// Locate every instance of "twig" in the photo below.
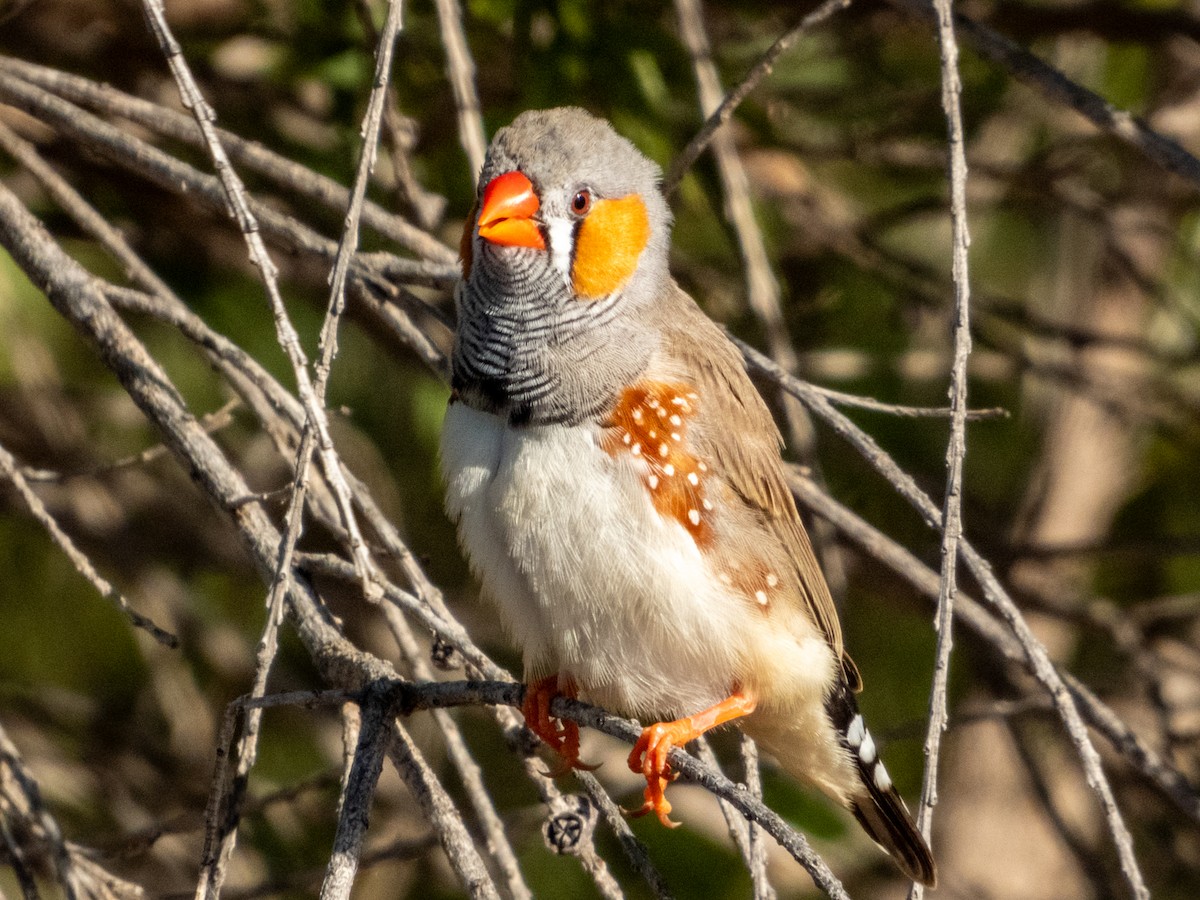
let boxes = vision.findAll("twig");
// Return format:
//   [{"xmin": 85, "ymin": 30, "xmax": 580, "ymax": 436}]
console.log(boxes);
[
  {"xmin": 0, "ymin": 438, "xmax": 178, "ymax": 647},
  {"xmin": 0, "ymin": 55, "xmax": 456, "ymax": 264},
  {"xmin": 139, "ymin": 0, "xmax": 377, "ymax": 605},
  {"xmin": 382, "ymin": 608, "xmax": 533, "ymax": 900},
  {"xmin": 807, "ymin": 383, "xmax": 1007, "ymax": 420},
  {"xmin": 909, "ymin": 0, "xmax": 973, "ymax": 893},
  {"xmin": 319, "ymin": 684, "xmax": 395, "ymax": 900},
  {"xmin": 666, "ymin": 0, "xmax": 853, "ymax": 193},
  {"xmin": 740, "ymin": 736, "xmax": 776, "ymax": 900},
  {"xmin": 0, "ymin": 720, "xmax": 78, "ymax": 899},
  {"xmin": 887, "ymin": 0, "xmax": 1200, "ymax": 190},
  {"xmin": 431, "ymin": 0, "xmax": 487, "ymax": 180},
  {"xmin": 386, "ymin": 723, "xmax": 501, "ymax": 900}
]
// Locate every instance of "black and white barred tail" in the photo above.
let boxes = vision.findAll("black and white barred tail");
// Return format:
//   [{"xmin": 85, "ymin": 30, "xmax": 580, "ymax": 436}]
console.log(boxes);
[{"xmin": 826, "ymin": 680, "xmax": 938, "ymax": 886}]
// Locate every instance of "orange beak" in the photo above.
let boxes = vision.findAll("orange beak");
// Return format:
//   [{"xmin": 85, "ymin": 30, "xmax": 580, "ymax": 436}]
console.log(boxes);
[{"xmin": 476, "ymin": 171, "xmax": 545, "ymax": 249}]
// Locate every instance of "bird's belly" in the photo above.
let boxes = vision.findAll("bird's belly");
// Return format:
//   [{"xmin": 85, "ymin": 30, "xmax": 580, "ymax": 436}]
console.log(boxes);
[{"xmin": 440, "ymin": 403, "xmax": 745, "ymax": 720}]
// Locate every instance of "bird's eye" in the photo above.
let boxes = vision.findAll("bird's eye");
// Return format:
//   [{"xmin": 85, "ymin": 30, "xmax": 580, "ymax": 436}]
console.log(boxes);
[{"xmin": 571, "ymin": 189, "xmax": 592, "ymax": 216}]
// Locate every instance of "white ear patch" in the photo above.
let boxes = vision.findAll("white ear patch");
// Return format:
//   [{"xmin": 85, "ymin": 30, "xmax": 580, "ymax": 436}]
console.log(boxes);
[{"xmin": 546, "ymin": 217, "xmax": 575, "ymax": 286}]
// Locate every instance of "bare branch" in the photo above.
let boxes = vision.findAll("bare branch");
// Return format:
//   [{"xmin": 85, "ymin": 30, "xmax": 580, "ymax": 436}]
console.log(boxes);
[
  {"xmin": 910, "ymin": 0, "xmax": 973, "ymax": 891},
  {"xmin": 666, "ymin": 0, "xmax": 852, "ymax": 193},
  {"xmin": 0, "ymin": 438, "xmax": 178, "ymax": 647},
  {"xmin": 888, "ymin": 0, "xmax": 1200, "ymax": 190},
  {"xmin": 319, "ymin": 685, "xmax": 395, "ymax": 900},
  {"xmin": 432, "ymin": 0, "xmax": 487, "ymax": 180}
]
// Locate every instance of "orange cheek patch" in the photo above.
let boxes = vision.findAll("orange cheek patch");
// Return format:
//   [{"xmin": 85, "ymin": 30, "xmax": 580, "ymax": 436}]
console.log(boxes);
[
  {"xmin": 571, "ymin": 195, "xmax": 651, "ymax": 300},
  {"xmin": 601, "ymin": 381, "xmax": 711, "ymax": 546}
]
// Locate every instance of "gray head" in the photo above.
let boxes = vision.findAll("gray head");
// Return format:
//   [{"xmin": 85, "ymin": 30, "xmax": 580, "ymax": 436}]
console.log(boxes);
[{"xmin": 453, "ymin": 107, "xmax": 673, "ymax": 426}]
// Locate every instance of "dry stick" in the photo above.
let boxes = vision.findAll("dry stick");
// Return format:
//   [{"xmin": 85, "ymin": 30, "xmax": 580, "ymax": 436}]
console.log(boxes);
[
  {"xmin": 432, "ymin": 0, "xmax": 487, "ymax": 180},
  {"xmin": 0, "ymin": 56, "xmax": 456, "ymax": 265},
  {"xmin": 695, "ymin": 738, "xmax": 753, "ymax": 859},
  {"xmin": 139, "ymin": 0, "xmax": 377, "ymax": 597},
  {"xmin": 0, "ymin": 185, "xmax": 505, "ymax": 900},
  {"xmin": 352, "ymin": 0, "xmax": 448, "ymax": 230},
  {"xmin": 887, "ymin": 0, "xmax": 1200, "ymax": 190},
  {"xmin": 0, "ymin": 438, "xmax": 178, "ymax": 647},
  {"xmin": 909, "ymin": 0, "xmax": 973, "ymax": 893},
  {"xmin": 381, "ymin": 608, "xmax": 533, "ymax": 900},
  {"xmin": 736, "ymin": 341, "xmax": 1148, "ymax": 897},
  {"xmin": 809, "ymin": 383, "xmax": 1006, "ymax": 420},
  {"xmin": 740, "ymin": 736, "xmax": 775, "ymax": 900},
  {"xmin": 319, "ymin": 686, "xmax": 395, "ymax": 900},
  {"xmin": 665, "ymin": 0, "xmax": 853, "ymax": 194},
  {"xmin": 387, "ymin": 724, "xmax": 502, "ymax": 900},
  {"xmin": 0, "ymin": 721, "xmax": 78, "ymax": 899}
]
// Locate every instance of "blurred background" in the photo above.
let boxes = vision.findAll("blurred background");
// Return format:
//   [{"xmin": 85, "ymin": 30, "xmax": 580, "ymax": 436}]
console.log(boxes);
[{"xmin": 0, "ymin": 0, "xmax": 1198, "ymax": 897}]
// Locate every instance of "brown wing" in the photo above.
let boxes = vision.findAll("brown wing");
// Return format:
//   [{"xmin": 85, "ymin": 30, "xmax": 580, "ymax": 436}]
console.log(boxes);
[{"xmin": 654, "ymin": 283, "xmax": 861, "ymax": 690}]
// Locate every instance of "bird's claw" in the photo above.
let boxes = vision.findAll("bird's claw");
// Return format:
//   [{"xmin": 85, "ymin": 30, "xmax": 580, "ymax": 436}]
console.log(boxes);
[
  {"xmin": 625, "ymin": 720, "xmax": 689, "ymax": 828},
  {"xmin": 523, "ymin": 677, "xmax": 598, "ymax": 773}
]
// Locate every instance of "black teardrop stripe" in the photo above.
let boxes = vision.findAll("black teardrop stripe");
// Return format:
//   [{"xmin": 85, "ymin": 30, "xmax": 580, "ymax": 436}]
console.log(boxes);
[{"xmin": 824, "ymin": 680, "xmax": 938, "ymax": 886}]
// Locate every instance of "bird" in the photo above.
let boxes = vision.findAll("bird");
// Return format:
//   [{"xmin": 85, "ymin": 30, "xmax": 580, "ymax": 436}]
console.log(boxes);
[{"xmin": 439, "ymin": 106, "xmax": 937, "ymax": 886}]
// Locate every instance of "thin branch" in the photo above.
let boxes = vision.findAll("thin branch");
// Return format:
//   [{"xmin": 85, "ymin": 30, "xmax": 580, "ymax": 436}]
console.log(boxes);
[
  {"xmin": 386, "ymin": 723, "xmax": 502, "ymax": 900},
  {"xmin": 139, "ymin": 0, "xmax": 377, "ymax": 608},
  {"xmin": 666, "ymin": 0, "xmax": 853, "ymax": 193},
  {"xmin": 0, "ymin": 55, "xmax": 456, "ymax": 264},
  {"xmin": 0, "ymin": 438, "xmax": 178, "ymax": 647},
  {"xmin": 431, "ymin": 0, "xmax": 487, "ymax": 180},
  {"xmin": 319, "ymin": 685, "xmax": 395, "ymax": 900},
  {"xmin": 910, "ymin": 0, "xmax": 973, "ymax": 892},
  {"xmin": 888, "ymin": 0, "xmax": 1200, "ymax": 190}
]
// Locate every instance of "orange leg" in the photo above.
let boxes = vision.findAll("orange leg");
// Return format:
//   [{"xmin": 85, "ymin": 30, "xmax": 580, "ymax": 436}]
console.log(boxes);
[
  {"xmin": 521, "ymin": 675, "xmax": 596, "ymax": 773},
  {"xmin": 626, "ymin": 690, "xmax": 758, "ymax": 827}
]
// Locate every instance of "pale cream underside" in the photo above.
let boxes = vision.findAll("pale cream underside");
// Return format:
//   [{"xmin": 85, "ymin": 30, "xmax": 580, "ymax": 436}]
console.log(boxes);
[{"xmin": 441, "ymin": 403, "xmax": 858, "ymax": 803}]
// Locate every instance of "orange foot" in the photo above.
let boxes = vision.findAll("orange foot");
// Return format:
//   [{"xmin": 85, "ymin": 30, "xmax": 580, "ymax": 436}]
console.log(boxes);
[
  {"xmin": 521, "ymin": 675, "xmax": 597, "ymax": 774},
  {"xmin": 626, "ymin": 690, "xmax": 758, "ymax": 828}
]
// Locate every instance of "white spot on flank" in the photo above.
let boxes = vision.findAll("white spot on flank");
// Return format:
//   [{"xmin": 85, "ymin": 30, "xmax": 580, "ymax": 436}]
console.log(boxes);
[
  {"xmin": 648, "ymin": 430, "xmax": 657, "ymax": 439},
  {"xmin": 631, "ymin": 443, "xmax": 642, "ymax": 456},
  {"xmin": 657, "ymin": 408, "xmax": 667, "ymax": 419},
  {"xmin": 659, "ymin": 443, "xmax": 669, "ymax": 458},
  {"xmin": 754, "ymin": 590, "xmax": 768, "ymax": 606},
  {"xmin": 766, "ymin": 572, "xmax": 779, "ymax": 587},
  {"xmin": 846, "ymin": 715, "xmax": 865, "ymax": 748},
  {"xmin": 687, "ymin": 509, "xmax": 700, "ymax": 526},
  {"xmin": 669, "ymin": 414, "xmax": 682, "ymax": 426},
  {"xmin": 697, "ymin": 461, "xmax": 708, "ymax": 472},
  {"xmin": 719, "ymin": 572, "xmax": 733, "ymax": 586},
  {"xmin": 622, "ymin": 433, "xmax": 631, "ymax": 445},
  {"xmin": 701, "ymin": 499, "xmax": 713, "ymax": 510},
  {"xmin": 671, "ymin": 397, "xmax": 686, "ymax": 407},
  {"xmin": 687, "ymin": 472, "xmax": 699, "ymax": 486},
  {"xmin": 648, "ymin": 398, "xmax": 660, "ymax": 409},
  {"xmin": 632, "ymin": 408, "xmax": 643, "ymax": 422},
  {"xmin": 670, "ymin": 432, "xmax": 681, "ymax": 441},
  {"xmin": 647, "ymin": 474, "xmax": 659, "ymax": 490},
  {"xmin": 874, "ymin": 762, "xmax": 893, "ymax": 792},
  {"xmin": 663, "ymin": 464, "xmax": 675, "ymax": 477},
  {"xmin": 859, "ymin": 732, "xmax": 877, "ymax": 765}
]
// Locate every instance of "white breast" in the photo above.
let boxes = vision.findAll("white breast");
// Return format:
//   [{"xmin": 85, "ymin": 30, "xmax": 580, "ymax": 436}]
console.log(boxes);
[{"xmin": 440, "ymin": 402, "xmax": 750, "ymax": 719}]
